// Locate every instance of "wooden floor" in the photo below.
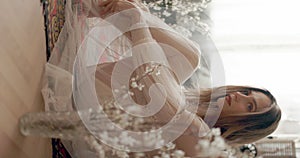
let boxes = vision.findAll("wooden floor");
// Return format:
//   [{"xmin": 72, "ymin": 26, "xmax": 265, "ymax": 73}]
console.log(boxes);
[{"xmin": 0, "ymin": 0, "xmax": 51, "ymax": 158}]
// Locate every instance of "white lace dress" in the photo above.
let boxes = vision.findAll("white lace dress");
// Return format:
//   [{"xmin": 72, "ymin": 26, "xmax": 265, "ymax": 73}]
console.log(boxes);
[{"xmin": 41, "ymin": 0, "xmax": 211, "ymax": 157}]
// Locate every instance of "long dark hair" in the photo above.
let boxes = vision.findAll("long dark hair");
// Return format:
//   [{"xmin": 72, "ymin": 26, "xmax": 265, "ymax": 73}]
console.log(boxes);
[{"xmin": 196, "ymin": 85, "xmax": 281, "ymax": 145}]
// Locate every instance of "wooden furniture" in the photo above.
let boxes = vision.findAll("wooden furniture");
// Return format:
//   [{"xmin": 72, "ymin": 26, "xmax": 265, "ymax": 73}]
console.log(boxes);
[{"xmin": 0, "ymin": 0, "xmax": 51, "ymax": 157}]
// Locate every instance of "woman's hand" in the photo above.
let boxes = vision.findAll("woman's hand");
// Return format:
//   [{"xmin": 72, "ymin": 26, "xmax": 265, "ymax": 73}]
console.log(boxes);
[
  {"xmin": 99, "ymin": 0, "xmax": 149, "ymax": 14},
  {"xmin": 99, "ymin": 0, "xmax": 142, "ymax": 21},
  {"xmin": 127, "ymin": 0, "xmax": 150, "ymax": 13}
]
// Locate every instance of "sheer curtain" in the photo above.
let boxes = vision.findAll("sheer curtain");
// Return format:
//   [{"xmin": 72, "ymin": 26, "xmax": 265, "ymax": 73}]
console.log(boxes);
[{"xmin": 208, "ymin": 0, "xmax": 300, "ymax": 136}]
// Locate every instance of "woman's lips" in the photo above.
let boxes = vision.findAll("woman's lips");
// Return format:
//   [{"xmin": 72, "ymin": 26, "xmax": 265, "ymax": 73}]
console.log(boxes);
[{"xmin": 226, "ymin": 95, "xmax": 231, "ymax": 106}]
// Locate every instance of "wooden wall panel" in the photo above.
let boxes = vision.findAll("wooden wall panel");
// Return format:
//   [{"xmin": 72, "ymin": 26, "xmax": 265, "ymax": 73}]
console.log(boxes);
[{"xmin": 0, "ymin": 0, "xmax": 51, "ymax": 158}]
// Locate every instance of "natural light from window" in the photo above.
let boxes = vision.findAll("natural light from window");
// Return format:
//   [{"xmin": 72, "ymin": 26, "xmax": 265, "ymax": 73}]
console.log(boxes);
[{"xmin": 209, "ymin": 0, "xmax": 300, "ymax": 135}]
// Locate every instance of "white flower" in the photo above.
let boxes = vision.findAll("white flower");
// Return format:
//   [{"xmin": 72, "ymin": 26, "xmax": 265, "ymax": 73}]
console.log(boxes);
[
  {"xmin": 153, "ymin": 6, "xmax": 161, "ymax": 11},
  {"xmin": 131, "ymin": 81, "xmax": 138, "ymax": 88},
  {"xmin": 126, "ymin": 105, "xmax": 139, "ymax": 113},
  {"xmin": 119, "ymin": 132, "xmax": 139, "ymax": 146},
  {"xmin": 129, "ymin": 91, "xmax": 134, "ymax": 96},
  {"xmin": 172, "ymin": 150, "xmax": 185, "ymax": 158},
  {"xmin": 155, "ymin": 139, "xmax": 165, "ymax": 148},
  {"xmin": 145, "ymin": 66, "xmax": 151, "ymax": 73},
  {"xmin": 133, "ymin": 117, "xmax": 144, "ymax": 126},
  {"xmin": 99, "ymin": 131, "xmax": 109, "ymax": 141},
  {"xmin": 165, "ymin": 142, "xmax": 176, "ymax": 150},
  {"xmin": 196, "ymin": 139, "xmax": 210, "ymax": 149},
  {"xmin": 155, "ymin": 70, "xmax": 161, "ymax": 76},
  {"xmin": 211, "ymin": 128, "xmax": 221, "ymax": 136},
  {"xmin": 161, "ymin": 152, "xmax": 170, "ymax": 158},
  {"xmin": 134, "ymin": 152, "xmax": 145, "ymax": 158},
  {"xmin": 211, "ymin": 136, "xmax": 227, "ymax": 149},
  {"xmin": 84, "ymin": 135, "xmax": 106, "ymax": 158},
  {"xmin": 137, "ymin": 83, "xmax": 145, "ymax": 91},
  {"xmin": 143, "ymin": 130, "xmax": 164, "ymax": 148},
  {"xmin": 114, "ymin": 89, "xmax": 120, "ymax": 93},
  {"xmin": 130, "ymin": 77, "xmax": 136, "ymax": 81},
  {"xmin": 115, "ymin": 150, "xmax": 129, "ymax": 158},
  {"xmin": 162, "ymin": 10, "xmax": 172, "ymax": 17}
]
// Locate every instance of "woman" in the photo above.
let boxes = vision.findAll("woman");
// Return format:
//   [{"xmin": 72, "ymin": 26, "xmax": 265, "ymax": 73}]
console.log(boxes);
[
  {"xmin": 89, "ymin": 0, "xmax": 281, "ymax": 155},
  {"xmin": 196, "ymin": 86, "xmax": 281, "ymax": 145},
  {"xmin": 43, "ymin": 0, "xmax": 281, "ymax": 157}
]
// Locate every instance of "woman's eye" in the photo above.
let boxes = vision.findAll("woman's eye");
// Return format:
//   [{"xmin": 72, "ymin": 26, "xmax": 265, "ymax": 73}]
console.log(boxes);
[
  {"xmin": 247, "ymin": 103, "xmax": 253, "ymax": 112},
  {"xmin": 241, "ymin": 90, "xmax": 250, "ymax": 96}
]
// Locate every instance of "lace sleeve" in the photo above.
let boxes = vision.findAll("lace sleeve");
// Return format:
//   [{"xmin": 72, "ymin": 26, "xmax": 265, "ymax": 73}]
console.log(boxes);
[
  {"xmin": 77, "ymin": 0, "xmax": 102, "ymax": 17},
  {"xmin": 125, "ymin": 37, "xmax": 210, "ymax": 141},
  {"xmin": 43, "ymin": 1, "xmax": 210, "ymax": 156}
]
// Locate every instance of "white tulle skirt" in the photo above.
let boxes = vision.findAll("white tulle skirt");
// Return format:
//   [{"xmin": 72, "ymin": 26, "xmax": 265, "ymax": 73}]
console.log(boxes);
[{"xmin": 41, "ymin": 0, "xmax": 220, "ymax": 157}]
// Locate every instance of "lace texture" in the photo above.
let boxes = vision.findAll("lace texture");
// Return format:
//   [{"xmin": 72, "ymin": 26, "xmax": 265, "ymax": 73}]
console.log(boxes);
[{"xmin": 37, "ymin": 0, "xmax": 214, "ymax": 157}]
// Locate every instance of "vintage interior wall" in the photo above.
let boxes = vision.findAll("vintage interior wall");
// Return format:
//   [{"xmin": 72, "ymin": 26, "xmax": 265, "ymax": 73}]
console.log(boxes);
[{"xmin": 0, "ymin": 0, "xmax": 51, "ymax": 158}]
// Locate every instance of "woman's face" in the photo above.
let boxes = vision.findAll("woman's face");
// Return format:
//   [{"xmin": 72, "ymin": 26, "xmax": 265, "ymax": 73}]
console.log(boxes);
[{"xmin": 217, "ymin": 90, "xmax": 272, "ymax": 116}]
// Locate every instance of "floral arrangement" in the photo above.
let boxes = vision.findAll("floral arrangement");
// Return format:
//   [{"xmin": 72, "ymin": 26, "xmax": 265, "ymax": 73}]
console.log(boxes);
[
  {"xmin": 142, "ymin": 0, "xmax": 211, "ymax": 37},
  {"xmin": 20, "ymin": 62, "xmax": 253, "ymax": 157},
  {"xmin": 83, "ymin": 128, "xmax": 253, "ymax": 158},
  {"xmin": 21, "ymin": 1, "xmax": 260, "ymax": 157}
]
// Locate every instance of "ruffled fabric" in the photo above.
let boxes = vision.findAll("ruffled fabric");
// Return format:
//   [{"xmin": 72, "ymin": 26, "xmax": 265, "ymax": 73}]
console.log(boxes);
[{"xmin": 42, "ymin": 0, "xmax": 213, "ymax": 157}]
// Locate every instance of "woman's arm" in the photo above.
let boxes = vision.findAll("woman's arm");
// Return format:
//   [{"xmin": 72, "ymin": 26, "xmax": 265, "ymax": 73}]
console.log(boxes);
[
  {"xmin": 149, "ymin": 28, "xmax": 200, "ymax": 85},
  {"xmin": 130, "ymin": 27, "xmax": 154, "ymax": 45},
  {"xmin": 95, "ymin": 1, "xmax": 209, "ymax": 156},
  {"xmin": 96, "ymin": 0, "xmax": 200, "ymax": 85},
  {"xmin": 126, "ymin": 0, "xmax": 201, "ymax": 84}
]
